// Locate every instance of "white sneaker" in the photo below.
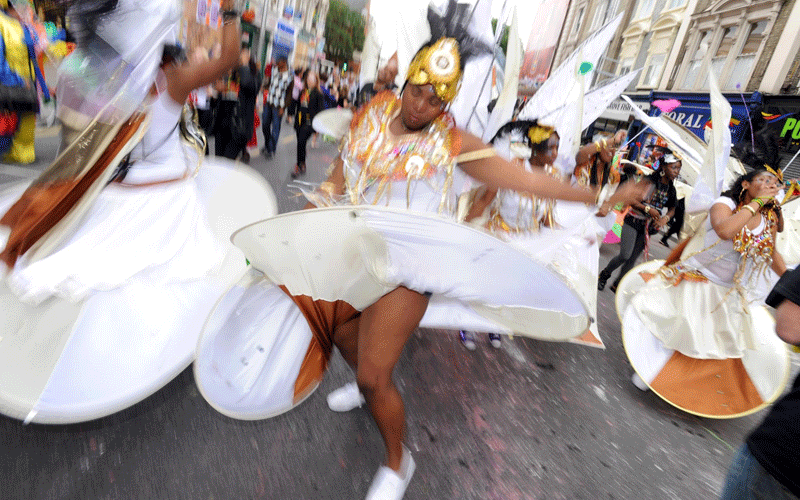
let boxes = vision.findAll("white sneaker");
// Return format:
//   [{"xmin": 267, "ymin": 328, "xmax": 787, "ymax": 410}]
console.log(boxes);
[
  {"xmin": 459, "ymin": 331, "xmax": 476, "ymax": 351},
  {"xmin": 326, "ymin": 382, "xmax": 366, "ymax": 412},
  {"xmin": 488, "ymin": 333, "xmax": 502, "ymax": 349},
  {"xmin": 631, "ymin": 372, "xmax": 650, "ymax": 392},
  {"xmin": 365, "ymin": 446, "xmax": 416, "ymax": 500}
]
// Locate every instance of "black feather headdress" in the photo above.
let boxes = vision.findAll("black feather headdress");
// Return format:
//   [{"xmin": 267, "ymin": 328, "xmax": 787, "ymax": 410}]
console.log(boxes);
[
  {"xmin": 425, "ymin": 0, "xmax": 492, "ymax": 69},
  {"xmin": 406, "ymin": 0, "xmax": 493, "ymax": 102}
]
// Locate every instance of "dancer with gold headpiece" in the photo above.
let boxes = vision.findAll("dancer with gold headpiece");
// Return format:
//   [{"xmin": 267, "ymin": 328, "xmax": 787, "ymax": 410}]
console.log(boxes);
[{"xmin": 195, "ymin": 2, "xmax": 645, "ymax": 499}]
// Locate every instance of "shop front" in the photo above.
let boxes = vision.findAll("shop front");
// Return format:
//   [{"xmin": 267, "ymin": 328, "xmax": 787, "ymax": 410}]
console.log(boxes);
[{"xmin": 760, "ymin": 95, "xmax": 800, "ymax": 178}]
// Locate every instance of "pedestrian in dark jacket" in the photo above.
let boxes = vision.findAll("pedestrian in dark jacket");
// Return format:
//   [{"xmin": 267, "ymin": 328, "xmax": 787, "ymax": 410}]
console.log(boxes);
[{"xmin": 292, "ymin": 70, "xmax": 324, "ymax": 178}]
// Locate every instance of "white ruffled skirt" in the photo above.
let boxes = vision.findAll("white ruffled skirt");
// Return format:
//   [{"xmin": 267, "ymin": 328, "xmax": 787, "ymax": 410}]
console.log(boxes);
[
  {"xmin": 616, "ymin": 260, "xmax": 790, "ymax": 418},
  {"xmin": 0, "ymin": 159, "xmax": 277, "ymax": 424},
  {"xmin": 195, "ymin": 206, "xmax": 592, "ymax": 420}
]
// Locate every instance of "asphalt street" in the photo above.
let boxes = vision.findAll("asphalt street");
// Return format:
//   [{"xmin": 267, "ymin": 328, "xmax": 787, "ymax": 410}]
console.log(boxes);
[{"xmin": 1, "ymin": 123, "xmax": 795, "ymax": 500}]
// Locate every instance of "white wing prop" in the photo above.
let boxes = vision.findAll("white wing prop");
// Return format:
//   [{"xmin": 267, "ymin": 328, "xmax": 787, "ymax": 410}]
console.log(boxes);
[
  {"xmin": 482, "ymin": 7, "xmax": 521, "ymax": 143},
  {"xmin": 689, "ymin": 72, "xmax": 732, "ymax": 213},
  {"xmin": 359, "ymin": 17, "xmax": 382, "ymax": 86},
  {"xmin": 518, "ymin": 13, "xmax": 624, "ymax": 175},
  {"xmin": 446, "ymin": 0, "xmax": 495, "ymax": 137}
]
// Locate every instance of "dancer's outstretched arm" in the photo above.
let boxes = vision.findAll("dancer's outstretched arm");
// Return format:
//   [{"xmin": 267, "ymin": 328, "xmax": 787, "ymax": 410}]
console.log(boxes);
[
  {"xmin": 457, "ymin": 131, "xmax": 644, "ymax": 207},
  {"xmin": 164, "ymin": 0, "xmax": 241, "ymax": 104}
]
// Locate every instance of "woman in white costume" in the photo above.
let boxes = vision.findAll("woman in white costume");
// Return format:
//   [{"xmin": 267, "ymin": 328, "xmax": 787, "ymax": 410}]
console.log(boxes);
[
  {"xmin": 616, "ymin": 162, "xmax": 790, "ymax": 418},
  {"xmin": 0, "ymin": 0, "xmax": 276, "ymax": 424},
  {"xmin": 195, "ymin": 2, "xmax": 645, "ymax": 499},
  {"xmin": 454, "ymin": 120, "xmax": 613, "ymax": 349}
]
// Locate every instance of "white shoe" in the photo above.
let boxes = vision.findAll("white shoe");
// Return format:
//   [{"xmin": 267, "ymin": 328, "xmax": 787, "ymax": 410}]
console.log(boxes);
[
  {"xmin": 326, "ymin": 382, "xmax": 366, "ymax": 412},
  {"xmin": 488, "ymin": 333, "xmax": 502, "ymax": 349},
  {"xmin": 365, "ymin": 446, "xmax": 416, "ymax": 500},
  {"xmin": 459, "ymin": 330, "xmax": 476, "ymax": 351},
  {"xmin": 631, "ymin": 372, "xmax": 649, "ymax": 391}
]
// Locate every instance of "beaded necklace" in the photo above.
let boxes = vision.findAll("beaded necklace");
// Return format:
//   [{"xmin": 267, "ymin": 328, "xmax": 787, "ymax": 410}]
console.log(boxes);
[{"xmin": 732, "ymin": 206, "xmax": 776, "ymax": 267}]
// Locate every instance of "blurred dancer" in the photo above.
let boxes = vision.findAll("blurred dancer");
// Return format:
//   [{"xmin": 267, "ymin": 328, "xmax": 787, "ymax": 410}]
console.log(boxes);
[
  {"xmin": 598, "ymin": 153, "xmax": 681, "ymax": 293},
  {"xmin": 0, "ymin": 0, "xmax": 275, "ymax": 424}
]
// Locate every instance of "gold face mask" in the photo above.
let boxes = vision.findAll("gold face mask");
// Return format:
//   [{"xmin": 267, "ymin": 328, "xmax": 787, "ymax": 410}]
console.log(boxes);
[{"xmin": 407, "ymin": 37, "xmax": 462, "ymax": 103}]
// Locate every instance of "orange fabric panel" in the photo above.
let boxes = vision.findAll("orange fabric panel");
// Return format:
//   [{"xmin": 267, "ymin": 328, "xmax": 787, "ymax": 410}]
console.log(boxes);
[
  {"xmin": 278, "ymin": 286, "xmax": 360, "ymax": 402},
  {"xmin": 650, "ymin": 352, "xmax": 764, "ymax": 416},
  {"xmin": 575, "ymin": 329, "xmax": 603, "ymax": 347},
  {"xmin": 0, "ymin": 114, "xmax": 146, "ymax": 267}
]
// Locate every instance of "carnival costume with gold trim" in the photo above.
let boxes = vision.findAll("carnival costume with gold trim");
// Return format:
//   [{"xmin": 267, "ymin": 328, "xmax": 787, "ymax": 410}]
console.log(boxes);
[
  {"xmin": 467, "ymin": 119, "xmax": 606, "ymax": 348},
  {"xmin": 0, "ymin": 0, "xmax": 277, "ymax": 424},
  {"xmin": 615, "ymin": 194, "xmax": 789, "ymax": 418},
  {"xmin": 194, "ymin": 1, "xmax": 592, "ymax": 420}
]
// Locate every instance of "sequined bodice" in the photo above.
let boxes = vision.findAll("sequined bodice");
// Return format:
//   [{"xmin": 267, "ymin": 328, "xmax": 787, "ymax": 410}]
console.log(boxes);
[
  {"xmin": 489, "ymin": 161, "xmax": 559, "ymax": 233},
  {"xmin": 340, "ymin": 92, "xmax": 463, "ymax": 215}
]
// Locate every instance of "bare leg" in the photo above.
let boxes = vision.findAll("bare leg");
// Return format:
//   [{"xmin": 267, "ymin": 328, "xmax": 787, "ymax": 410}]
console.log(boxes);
[
  {"xmin": 333, "ymin": 315, "xmax": 360, "ymax": 372},
  {"xmin": 356, "ymin": 287, "xmax": 429, "ymax": 471}
]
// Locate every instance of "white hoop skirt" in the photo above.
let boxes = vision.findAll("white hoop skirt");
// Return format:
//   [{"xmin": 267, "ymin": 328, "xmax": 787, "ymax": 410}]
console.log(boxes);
[
  {"xmin": 195, "ymin": 206, "xmax": 591, "ymax": 420},
  {"xmin": 0, "ymin": 160, "xmax": 277, "ymax": 424},
  {"xmin": 616, "ymin": 260, "xmax": 790, "ymax": 418}
]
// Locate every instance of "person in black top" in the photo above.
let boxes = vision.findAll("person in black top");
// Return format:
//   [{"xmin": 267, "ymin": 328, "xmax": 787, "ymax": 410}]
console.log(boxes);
[
  {"xmin": 234, "ymin": 48, "xmax": 261, "ymax": 163},
  {"xmin": 720, "ymin": 266, "xmax": 800, "ymax": 500},
  {"xmin": 598, "ymin": 153, "xmax": 681, "ymax": 292},
  {"xmin": 292, "ymin": 70, "xmax": 324, "ymax": 178}
]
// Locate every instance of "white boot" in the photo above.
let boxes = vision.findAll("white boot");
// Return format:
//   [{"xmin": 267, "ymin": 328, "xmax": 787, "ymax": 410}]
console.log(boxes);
[
  {"xmin": 365, "ymin": 445, "xmax": 416, "ymax": 500},
  {"xmin": 326, "ymin": 382, "xmax": 366, "ymax": 412}
]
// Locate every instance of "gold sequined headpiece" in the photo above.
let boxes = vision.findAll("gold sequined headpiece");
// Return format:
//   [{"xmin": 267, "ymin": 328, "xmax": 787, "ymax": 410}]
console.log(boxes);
[
  {"xmin": 527, "ymin": 124, "xmax": 556, "ymax": 146},
  {"xmin": 763, "ymin": 164, "xmax": 783, "ymax": 183},
  {"xmin": 407, "ymin": 37, "xmax": 462, "ymax": 103}
]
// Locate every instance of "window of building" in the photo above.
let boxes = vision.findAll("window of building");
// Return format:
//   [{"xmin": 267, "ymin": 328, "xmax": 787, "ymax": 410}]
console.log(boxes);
[
  {"xmin": 636, "ymin": 0, "xmax": 655, "ymax": 19},
  {"xmin": 726, "ymin": 20, "xmax": 768, "ymax": 89},
  {"xmin": 619, "ymin": 58, "xmax": 634, "ymax": 75},
  {"xmin": 681, "ymin": 30, "xmax": 710, "ymax": 89},
  {"xmin": 574, "ymin": 7, "xmax": 586, "ymax": 34},
  {"xmin": 641, "ymin": 53, "xmax": 666, "ymax": 87},
  {"xmin": 666, "ymin": 0, "xmax": 686, "ymax": 10},
  {"xmin": 705, "ymin": 25, "xmax": 738, "ymax": 87},
  {"xmin": 591, "ymin": 2, "xmax": 608, "ymax": 30}
]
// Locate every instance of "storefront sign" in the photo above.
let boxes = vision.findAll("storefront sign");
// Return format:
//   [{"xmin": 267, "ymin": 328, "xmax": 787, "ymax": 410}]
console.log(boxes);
[{"xmin": 601, "ymin": 97, "xmax": 650, "ymax": 122}]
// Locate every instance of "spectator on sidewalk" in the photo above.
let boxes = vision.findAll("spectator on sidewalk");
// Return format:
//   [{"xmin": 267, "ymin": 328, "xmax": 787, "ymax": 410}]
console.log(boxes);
[
  {"xmin": 1, "ymin": 1, "xmax": 49, "ymax": 164},
  {"xmin": 291, "ymin": 70, "xmax": 323, "ymax": 179},
  {"xmin": 234, "ymin": 47, "xmax": 261, "ymax": 163},
  {"xmin": 261, "ymin": 56, "xmax": 290, "ymax": 159},
  {"xmin": 720, "ymin": 266, "xmax": 800, "ymax": 500},
  {"xmin": 287, "ymin": 67, "xmax": 303, "ymax": 123}
]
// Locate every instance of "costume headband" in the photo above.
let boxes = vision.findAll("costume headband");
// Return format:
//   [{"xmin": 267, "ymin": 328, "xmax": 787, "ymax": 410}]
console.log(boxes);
[
  {"xmin": 663, "ymin": 153, "xmax": 680, "ymax": 164},
  {"xmin": 407, "ymin": 37, "xmax": 461, "ymax": 103},
  {"xmin": 763, "ymin": 164, "xmax": 783, "ymax": 183},
  {"xmin": 527, "ymin": 124, "xmax": 556, "ymax": 146}
]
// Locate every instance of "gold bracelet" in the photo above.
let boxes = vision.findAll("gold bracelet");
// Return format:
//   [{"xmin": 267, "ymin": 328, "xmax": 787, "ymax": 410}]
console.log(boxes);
[
  {"xmin": 601, "ymin": 138, "xmax": 608, "ymax": 149},
  {"xmin": 594, "ymin": 141, "xmax": 602, "ymax": 153},
  {"xmin": 742, "ymin": 204, "xmax": 757, "ymax": 216}
]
